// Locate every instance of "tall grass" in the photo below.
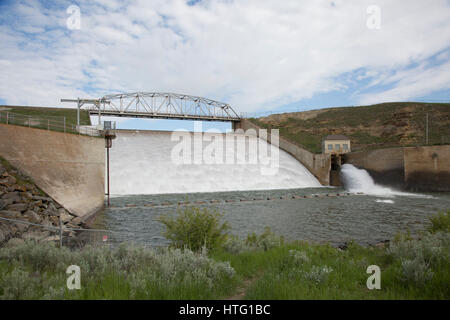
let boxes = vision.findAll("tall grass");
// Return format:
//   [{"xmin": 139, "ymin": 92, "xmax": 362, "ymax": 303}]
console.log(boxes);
[
  {"xmin": 0, "ymin": 210, "xmax": 448, "ymax": 300},
  {"xmin": 0, "ymin": 243, "xmax": 236, "ymax": 300}
]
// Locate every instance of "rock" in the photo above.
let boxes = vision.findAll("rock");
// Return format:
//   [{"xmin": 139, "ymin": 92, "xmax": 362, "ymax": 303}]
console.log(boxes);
[
  {"xmin": 2, "ymin": 191, "xmax": 20, "ymax": 201},
  {"xmin": 59, "ymin": 209, "xmax": 73, "ymax": 223},
  {"xmin": 14, "ymin": 222, "xmax": 28, "ymax": 233},
  {"xmin": 41, "ymin": 218, "xmax": 53, "ymax": 228},
  {"xmin": 0, "ymin": 175, "xmax": 16, "ymax": 187},
  {"xmin": 22, "ymin": 231, "xmax": 50, "ymax": 241},
  {"xmin": 13, "ymin": 185, "xmax": 27, "ymax": 192},
  {"xmin": 0, "ymin": 199, "xmax": 7, "ymax": 210},
  {"xmin": 6, "ymin": 237, "xmax": 25, "ymax": 247},
  {"xmin": 0, "ymin": 228, "xmax": 5, "ymax": 243},
  {"xmin": 49, "ymin": 216, "xmax": 59, "ymax": 226},
  {"xmin": 20, "ymin": 191, "xmax": 33, "ymax": 201},
  {"xmin": 47, "ymin": 202, "xmax": 58, "ymax": 213},
  {"xmin": 32, "ymin": 195, "xmax": 52, "ymax": 202},
  {"xmin": 31, "ymin": 200, "xmax": 44, "ymax": 208},
  {"xmin": 44, "ymin": 206, "xmax": 58, "ymax": 217},
  {"xmin": 71, "ymin": 216, "xmax": 83, "ymax": 225},
  {"xmin": 5, "ymin": 203, "xmax": 28, "ymax": 212},
  {"xmin": 42, "ymin": 235, "xmax": 60, "ymax": 242},
  {"xmin": 0, "ymin": 210, "xmax": 22, "ymax": 219},
  {"xmin": 24, "ymin": 210, "xmax": 41, "ymax": 223},
  {"xmin": 65, "ymin": 222, "xmax": 80, "ymax": 229},
  {"xmin": 0, "ymin": 224, "xmax": 13, "ymax": 242}
]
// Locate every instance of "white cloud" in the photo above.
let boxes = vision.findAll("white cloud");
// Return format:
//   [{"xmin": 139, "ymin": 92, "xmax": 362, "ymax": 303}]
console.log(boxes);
[
  {"xmin": 358, "ymin": 60, "xmax": 450, "ymax": 104},
  {"xmin": 0, "ymin": 0, "xmax": 449, "ymax": 111}
]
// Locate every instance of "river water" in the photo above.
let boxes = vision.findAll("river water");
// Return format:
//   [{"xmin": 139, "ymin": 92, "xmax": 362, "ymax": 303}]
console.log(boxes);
[{"xmin": 92, "ymin": 131, "xmax": 450, "ymax": 247}]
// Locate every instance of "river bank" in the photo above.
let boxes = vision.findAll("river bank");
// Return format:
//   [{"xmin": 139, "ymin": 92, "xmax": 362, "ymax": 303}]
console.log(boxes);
[{"xmin": 0, "ymin": 211, "xmax": 448, "ymax": 300}]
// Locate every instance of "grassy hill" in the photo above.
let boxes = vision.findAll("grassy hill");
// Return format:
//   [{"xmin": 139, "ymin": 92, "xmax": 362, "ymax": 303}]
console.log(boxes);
[
  {"xmin": 250, "ymin": 102, "xmax": 450, "ymax": 154},
  {"xmin": 0, "ymin": 105, "xmax": 91, "ymax": 127}
]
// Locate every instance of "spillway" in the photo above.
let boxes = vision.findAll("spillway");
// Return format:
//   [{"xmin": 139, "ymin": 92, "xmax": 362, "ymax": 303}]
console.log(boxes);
[
  {"xmin": 109, "ymin": 130, "xmax": 321, "ymax": 195},
  {"xmin": 340, "ymin": 164, "xmax": 431, "ymax": 198}
]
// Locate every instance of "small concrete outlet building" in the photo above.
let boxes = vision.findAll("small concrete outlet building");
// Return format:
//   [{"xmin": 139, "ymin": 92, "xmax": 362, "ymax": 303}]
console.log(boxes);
[{"xmin": 322, "ymin": 135, "xmax": 351, "ymax": 155}]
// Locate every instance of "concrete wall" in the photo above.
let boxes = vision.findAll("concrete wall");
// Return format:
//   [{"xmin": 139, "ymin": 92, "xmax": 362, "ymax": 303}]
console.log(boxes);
[
  {"xmin": 343, "ymin": 147, "xmax": 405, "ymax": 189},
  {"xmin": 0, "ymin": 124, "xmax": 105, "ymax": 219},
  {"xmin": 236, "ymin": 119, "xmax": 331, "ymax": 185},
  {"xmin": 343, "ymin": 145, "xmax": 450, "ymax": 191},
  {"xmin": 404, "ymin": 145, "xmax": 450, "ymax": 192}
]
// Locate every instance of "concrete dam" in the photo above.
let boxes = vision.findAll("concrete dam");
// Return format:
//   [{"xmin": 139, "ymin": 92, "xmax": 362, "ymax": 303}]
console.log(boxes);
[{"xmin": 109, "ymin": 130, "xmax": 321, "ymax": 195}]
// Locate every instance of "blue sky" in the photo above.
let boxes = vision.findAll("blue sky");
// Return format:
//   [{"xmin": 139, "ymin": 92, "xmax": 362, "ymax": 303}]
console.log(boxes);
[{"xmin": 0, "ymin": 0, "xmax": 449, "ymax": 131}]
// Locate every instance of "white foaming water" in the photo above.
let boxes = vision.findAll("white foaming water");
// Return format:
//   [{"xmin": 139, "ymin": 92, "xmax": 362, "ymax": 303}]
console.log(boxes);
[
  {"xmin": 340, "ymin": 164, "xmax": 432, "ymax": 198},
  {"xmin": 109, "ymin": 131, "xmax": 321, "ymax": 195},
  {"xmin": 375, "ymin": 199, "xmax": 395, "ymax": 204}
]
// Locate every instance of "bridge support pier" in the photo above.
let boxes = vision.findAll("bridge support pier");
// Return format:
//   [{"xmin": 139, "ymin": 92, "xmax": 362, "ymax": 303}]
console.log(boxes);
[{"xmin": 232, "ymin": 120, "xmax": 243, "ymax": 131}]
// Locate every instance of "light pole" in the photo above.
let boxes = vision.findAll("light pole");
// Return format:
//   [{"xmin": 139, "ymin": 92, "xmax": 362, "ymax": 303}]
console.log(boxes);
[{"xmin": 103, "ymin": 121, "xmax": 116, "ymax": 206}]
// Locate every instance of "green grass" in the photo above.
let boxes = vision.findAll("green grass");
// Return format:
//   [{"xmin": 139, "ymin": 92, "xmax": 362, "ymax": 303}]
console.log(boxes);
[
  {"xmin": 0, "ymin": 105, "xmax": 92, "ymax": 135},
  {"xmin": 0, "ymin": 105, "xmax": 91, "ymax": 126},
  {"xmin": 212, "ymin": 239, "xmax": 449, "ymax": 299},
  {"xmin": 0, "ymin": 244, "xmax": 238, "ymax": 300},
  {"xmin": 0, "ymin": 212, "xmax": 448, "ymax": 300}
]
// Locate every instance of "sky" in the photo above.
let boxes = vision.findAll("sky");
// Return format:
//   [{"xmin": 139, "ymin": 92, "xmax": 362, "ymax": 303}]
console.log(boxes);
[{"xmin": 0, "ymin": 0, "xmax": 449, "ymax": 131}]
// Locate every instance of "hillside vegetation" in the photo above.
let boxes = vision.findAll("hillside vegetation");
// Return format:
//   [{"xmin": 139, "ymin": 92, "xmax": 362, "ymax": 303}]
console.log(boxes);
[
  {"xmin": 250, "ymin": 102, "xmax": 450, "ymax": 153},
  {"xmin": 0, "ymin": 105, "xmax": 91, "ymax": 127}
]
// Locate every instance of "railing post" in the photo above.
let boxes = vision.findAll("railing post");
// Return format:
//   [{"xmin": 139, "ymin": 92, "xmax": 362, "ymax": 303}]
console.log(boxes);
[
  {"xmin": 6, "ymin": 112, "xmax": 8, "ymax": 124},
  {"xmin": 47, "ymin": 119, "xmax": 50, "ymax": 130},
  {"xmin": 63, "ymin": 117, "xmax": 66, "ymax": 133}
]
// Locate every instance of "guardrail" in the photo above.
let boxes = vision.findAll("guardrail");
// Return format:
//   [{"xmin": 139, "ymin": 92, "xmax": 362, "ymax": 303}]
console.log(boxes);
[{"xmin": 0, "ymin": 111, "xmax": 100, "ymax": 137}]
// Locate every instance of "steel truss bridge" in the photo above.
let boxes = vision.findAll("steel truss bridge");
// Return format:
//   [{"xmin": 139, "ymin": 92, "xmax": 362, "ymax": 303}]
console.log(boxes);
[{"xmin": 62, "ymin": 92, "xmax": 240, "ymax": 126}]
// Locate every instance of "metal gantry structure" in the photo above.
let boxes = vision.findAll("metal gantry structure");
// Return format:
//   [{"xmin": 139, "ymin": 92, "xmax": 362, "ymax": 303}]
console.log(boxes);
[{"xmin": 62, "ymin": 92, "xmax": 240, "ymax": 126}]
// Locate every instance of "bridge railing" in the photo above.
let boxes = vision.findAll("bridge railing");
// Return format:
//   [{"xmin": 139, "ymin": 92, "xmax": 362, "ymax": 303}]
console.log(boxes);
[{"xmin": 0, "ymin": 111, "xmax": 100, "ymax": 137}]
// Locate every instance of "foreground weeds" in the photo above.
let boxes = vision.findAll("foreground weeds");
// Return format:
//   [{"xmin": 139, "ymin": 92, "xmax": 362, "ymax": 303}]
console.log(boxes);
[
  {"xmin": 0, "ymin": 211, "xmax": 448, "ymax": 300},
  {"xmin": 0, "ymin": 243, "xmax": 236, "ymax": 299}
]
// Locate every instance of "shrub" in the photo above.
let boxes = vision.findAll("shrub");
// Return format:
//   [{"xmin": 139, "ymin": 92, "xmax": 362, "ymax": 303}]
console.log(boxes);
[
  {"xmin": 388, "ymin": 232, "xmax": 449, "ymax": 269},
  {"xmin": 223, "ymin": 235, "xmax": 251, "ymax": 254},
  {"xmin": 427, "ymin": 211, "xmax": 450, "ymax": 234},
  {"xmin": 303, "ymin": 265, "xmax": 334, "ymax": 284},
  {"xmin": 388, "ymin": 230, "xmax": 449, "ymax": 287},
  {"xmin": 158, "ymin": 206, "xmax": 230, "ymax": 252},
  {"xmin": 289, "ymin": 250, "xmax": 310, "ymax": 265},
  {"xmin": 400, "ymin": 257, "xmax": 434, "ymax": 286},
  {"xmin": 246, "ymin": 227, "xmax": 284, "ymax": 251},
  {"xmin": 0, "ymin": 241, "xmax": 236, "ymax": 299}
]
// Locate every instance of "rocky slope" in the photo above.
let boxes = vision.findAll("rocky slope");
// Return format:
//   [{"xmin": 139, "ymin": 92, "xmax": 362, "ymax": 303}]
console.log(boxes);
[
  {"xmin": 251, "ymin": 102, "xmax": 450, "ymax": 153},
  {"xmin": 0, "ymin": 157, "xmax": 86, "ymax": 246}
]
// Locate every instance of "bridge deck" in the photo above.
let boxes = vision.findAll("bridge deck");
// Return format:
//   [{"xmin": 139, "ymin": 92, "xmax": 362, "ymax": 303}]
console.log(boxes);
[{"xmin": 89, "ymin": 110, "xmax": 240, "ymax": 122}]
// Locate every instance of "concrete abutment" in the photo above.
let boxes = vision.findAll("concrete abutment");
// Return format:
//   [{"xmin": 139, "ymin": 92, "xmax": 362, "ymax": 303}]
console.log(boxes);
[{"xmin": 0, "ymin": 124, "xmax": 105, "ymax": 220}]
